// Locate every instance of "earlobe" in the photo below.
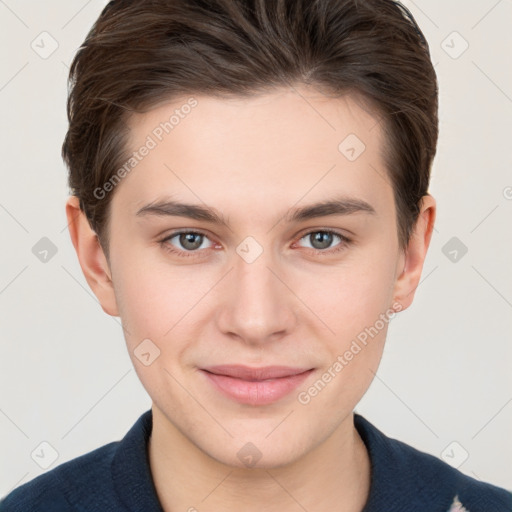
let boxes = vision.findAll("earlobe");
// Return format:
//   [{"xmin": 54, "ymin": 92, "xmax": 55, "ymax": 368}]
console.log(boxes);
[
  {"xmin": 391, "ymin": 194, "xmax": 436, "ymax": 312},
  {"xmin": 65, "ymin": 196, "xmax": 119, "ymax": 317}
]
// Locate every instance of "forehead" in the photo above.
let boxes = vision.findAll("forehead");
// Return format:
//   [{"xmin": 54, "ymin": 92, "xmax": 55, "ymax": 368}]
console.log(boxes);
[{"xmin": 115, "ymin": 86, "xmax": 392, "ymax": 221}]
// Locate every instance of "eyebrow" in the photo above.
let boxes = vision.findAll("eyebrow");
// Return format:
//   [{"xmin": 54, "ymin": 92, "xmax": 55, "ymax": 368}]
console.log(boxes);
[{"xmin": 135, "ymin": 195, "xmax": 376, "ymax": 225}]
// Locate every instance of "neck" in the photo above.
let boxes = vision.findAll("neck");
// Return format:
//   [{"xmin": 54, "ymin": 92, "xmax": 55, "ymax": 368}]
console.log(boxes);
[{"xmin": 148, "ymin": 405, "xmax": 371, "ymax": 512}]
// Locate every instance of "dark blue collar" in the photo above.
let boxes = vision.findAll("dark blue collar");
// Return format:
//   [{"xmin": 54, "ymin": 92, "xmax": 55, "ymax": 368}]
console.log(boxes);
[{"xmin": 354, "ymin": 413, "xmax": 456, "ymax": 511}]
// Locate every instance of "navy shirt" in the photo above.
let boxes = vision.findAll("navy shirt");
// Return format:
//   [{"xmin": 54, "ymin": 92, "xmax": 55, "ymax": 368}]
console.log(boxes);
[{"xmin": 1, "ymin": 409, "xmax": 511, "ymax": 511}]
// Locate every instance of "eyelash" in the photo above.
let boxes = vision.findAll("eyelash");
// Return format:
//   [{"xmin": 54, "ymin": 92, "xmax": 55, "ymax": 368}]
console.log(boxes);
[{"xmin": 159, "ymin": 229, "xmax": 352, "ymax": 259}]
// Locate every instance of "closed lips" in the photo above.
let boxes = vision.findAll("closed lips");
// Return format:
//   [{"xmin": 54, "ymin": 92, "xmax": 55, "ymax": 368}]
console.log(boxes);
[{"xmin": 201, "ymin": 365, "xmax": 313, "ymax": 381}]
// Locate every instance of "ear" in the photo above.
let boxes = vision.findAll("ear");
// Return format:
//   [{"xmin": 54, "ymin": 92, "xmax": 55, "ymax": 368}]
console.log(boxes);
[
  {"xmin": 391, "ymin": 194, "xmax": 436, "ymax": 312},
  {"xmin": 65, "ymin": 195, "xmax": 119, "ymax": 317}
]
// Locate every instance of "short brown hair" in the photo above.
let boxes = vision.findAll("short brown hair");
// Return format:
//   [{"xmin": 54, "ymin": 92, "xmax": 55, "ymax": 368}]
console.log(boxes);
[{"xmin": 62, "ymin": 0, "xmax": 438, "ymax": 259}]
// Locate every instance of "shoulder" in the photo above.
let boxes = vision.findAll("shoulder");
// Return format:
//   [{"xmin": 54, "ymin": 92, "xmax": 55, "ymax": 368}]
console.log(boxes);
[
  {"xmin": 0, "ymin": 441, "xmax": 119, "ymax": 512},
  {"xmin": 1, "ymin": 409, "xmax": 156, "ymax": 512},
  {"xmin": 354, "ymin": 414, "xmax": 512, "ymax": 512},
  {"xmin": 392, "ymin": 436, "xmax": 512, "ymax": 511}
]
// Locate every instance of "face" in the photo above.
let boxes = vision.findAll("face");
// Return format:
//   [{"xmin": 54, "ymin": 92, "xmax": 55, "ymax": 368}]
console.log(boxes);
[{"xmin": 104, "ymin": 86, "xmax": 407, "ymax": 468}]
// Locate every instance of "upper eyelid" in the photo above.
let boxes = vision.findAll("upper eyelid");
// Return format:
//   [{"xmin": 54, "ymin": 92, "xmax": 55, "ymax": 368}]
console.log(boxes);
[
  {"xmin": 296, "ymin": 227, "xmax": 348, "ymax": 239},
  {"xmin": 162, "ymin": 229, "xmax": 214, "ymax": 244}
]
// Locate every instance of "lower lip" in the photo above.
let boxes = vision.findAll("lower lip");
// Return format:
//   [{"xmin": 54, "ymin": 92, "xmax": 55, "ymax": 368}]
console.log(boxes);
[{"xmin": 201, "ymin": 369, "xmax": 314, "ymax": 405}]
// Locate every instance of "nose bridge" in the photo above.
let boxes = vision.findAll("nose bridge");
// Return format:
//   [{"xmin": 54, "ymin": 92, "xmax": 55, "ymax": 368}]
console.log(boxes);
[{"xmin": 218, "ymin": 238, "xmax": 295, "ymax": 342}]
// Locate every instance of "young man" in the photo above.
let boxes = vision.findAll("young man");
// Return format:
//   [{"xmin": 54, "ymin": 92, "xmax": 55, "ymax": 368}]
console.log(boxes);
[{"xmin": 2, "ymin": 0, "xmax": 511, "ymax": 511}]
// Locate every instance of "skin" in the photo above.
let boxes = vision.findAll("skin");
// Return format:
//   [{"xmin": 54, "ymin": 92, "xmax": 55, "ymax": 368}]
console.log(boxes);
[{"xmin": 66, "ymin": 85, "xmax": 436, "ymax": 512}]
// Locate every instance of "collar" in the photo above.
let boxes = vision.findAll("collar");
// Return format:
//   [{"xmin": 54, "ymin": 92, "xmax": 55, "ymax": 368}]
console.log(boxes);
[
  {"xmin": 354, "ymin": 413, "xmax": 457, "ymax": 511},
  {"xmin": 110, "ymin": 409, "xmax": 459, "ymax": 512},
  {"xmin": 111, "ymin": 409, "xmax": 164, "ymax": 511}
]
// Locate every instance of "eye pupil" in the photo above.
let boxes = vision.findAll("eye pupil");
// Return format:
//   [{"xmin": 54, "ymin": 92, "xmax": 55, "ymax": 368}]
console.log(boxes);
[
  {"xmin": 311, "ymin": 231, "xmax": 333, "ymax": 249},
  {"xmin": 180, "ymin": 233, "xmax": 203, "ymax": 250}
]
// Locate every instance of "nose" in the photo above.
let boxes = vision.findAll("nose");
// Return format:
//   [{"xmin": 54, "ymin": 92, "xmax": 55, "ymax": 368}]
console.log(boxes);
[{"xmin": 215, "ymin": 244, "xmax": 297, "ymax": 346}]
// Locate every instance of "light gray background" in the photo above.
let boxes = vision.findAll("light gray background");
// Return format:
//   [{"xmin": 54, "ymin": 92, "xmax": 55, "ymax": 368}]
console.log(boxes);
[{"xmin": 1, "ymin": 0, "xmax": 511, "ymax": 498}]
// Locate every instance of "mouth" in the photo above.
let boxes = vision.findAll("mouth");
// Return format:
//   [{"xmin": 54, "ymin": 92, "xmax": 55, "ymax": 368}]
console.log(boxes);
[{"xmin": 200, "ymin": 365, "xmax": 315, "ymax": 405}]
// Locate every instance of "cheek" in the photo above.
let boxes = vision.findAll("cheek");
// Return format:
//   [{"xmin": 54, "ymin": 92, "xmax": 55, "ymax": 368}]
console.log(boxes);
[
  {"xmin": 110, "ymin": 249, "xmax": 183, "ymax": 346},
  {"xmin": 111, "ymin": 259, "xmax": 200, "ymax": 401},
  {"xmin": 295, "ymin": 260, "xmax": 397, "ymax": 418},
  {"xmin": 111, "ymin": 248, "xmax": 219, "ymax": 356},
  {"xmin": 303, "ymin": 256, "xmax": 397, "ymax": 343}
]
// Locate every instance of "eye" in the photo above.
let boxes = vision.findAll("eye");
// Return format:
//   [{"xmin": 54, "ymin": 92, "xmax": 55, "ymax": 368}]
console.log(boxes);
[
  {"xmin": 296, "ymin": 230, "xmax": 350, "ymax": 253},
  {"xmin": 160, "ymin": 231, "xmax": 214, "ymax": 256}
]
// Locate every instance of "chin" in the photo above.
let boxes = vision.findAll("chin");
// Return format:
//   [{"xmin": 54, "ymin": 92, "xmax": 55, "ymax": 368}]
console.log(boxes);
[{"xmin": 200, "ymin": 432, "xmax": 309, "ymax": 471}]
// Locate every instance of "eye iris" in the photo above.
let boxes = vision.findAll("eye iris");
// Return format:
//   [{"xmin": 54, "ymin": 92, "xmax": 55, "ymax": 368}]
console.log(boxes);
[
  {"xmin": 311, "ymin": 231, "xmax": 333, "ymax": 250},
  {"xmin": 180, "ymin": 233, "xmax": 203, "ymax": 250}
]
